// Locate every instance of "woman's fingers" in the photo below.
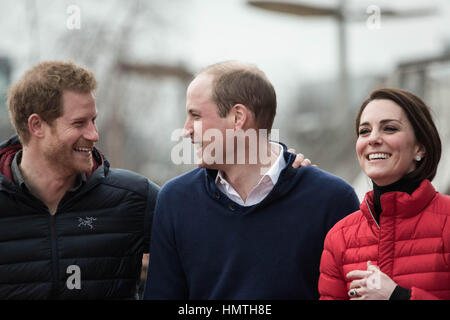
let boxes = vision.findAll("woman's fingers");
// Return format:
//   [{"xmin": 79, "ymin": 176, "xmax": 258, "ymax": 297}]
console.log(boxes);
[
  {"xmin": 349, "ymin": 278, "xmax": 367, "ymax": 289},
  {"xmin": 348, "ymin": 286, "xmax": 368, "ymax": 299},
  {"xmin": 346, "ymin": 270, "xmax": 373, "ymax": 279}
]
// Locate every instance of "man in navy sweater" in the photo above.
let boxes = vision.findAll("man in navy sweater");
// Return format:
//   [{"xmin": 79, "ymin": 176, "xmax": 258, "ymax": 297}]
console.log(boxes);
[{"xmin": 144, "ymin": 61, "xmax": 360, "ymax": 300}]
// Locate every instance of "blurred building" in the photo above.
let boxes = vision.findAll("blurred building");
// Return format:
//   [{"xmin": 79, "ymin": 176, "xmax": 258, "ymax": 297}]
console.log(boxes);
[{"xmin": 280, "ymin": 73, "xmax": 386, "ymax": 188}]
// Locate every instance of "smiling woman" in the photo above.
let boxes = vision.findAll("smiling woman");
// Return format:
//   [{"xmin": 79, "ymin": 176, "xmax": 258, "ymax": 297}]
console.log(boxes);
[
  {"xmin": 355, "ymin": 88, "xmax": 441, "ymax": 185},
  {"xmin": 356, "ymin": 99, "xmax": 424, "ymax": 187},
  {"xmin": 318, "ymin": 88, "xmax": 450, "ymax": 300}
]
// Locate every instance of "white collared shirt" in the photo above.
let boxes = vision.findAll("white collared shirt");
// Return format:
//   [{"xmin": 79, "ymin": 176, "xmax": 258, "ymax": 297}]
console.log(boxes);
[{"xmin": 215, "ymin": 142, "xmax": 286, "ymax": 207}]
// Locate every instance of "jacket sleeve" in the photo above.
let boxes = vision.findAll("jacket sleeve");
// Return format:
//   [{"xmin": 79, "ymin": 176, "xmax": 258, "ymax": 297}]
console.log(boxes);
[
  {"xmin": 143, "ymin": 186, "xmax": 188, "ymax": 300},
  {"xmin": 319, "ymin": 229, "xmax": 349, "ymax": 300},
  {"xmin": 143, "ymin": 179, "xmax": 160, "ymax": 254},
  {"xmin": 409, "ymin": 287, "xmax": 439, "ymax": 300},
  {"xmin": 409, "ymin": 196, "xmax": 450, "ymax": 300}
]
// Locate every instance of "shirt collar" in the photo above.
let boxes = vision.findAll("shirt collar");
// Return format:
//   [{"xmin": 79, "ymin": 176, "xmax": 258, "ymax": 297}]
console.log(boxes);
[
  {"xmin": 11, "ymin": 150, "xmax": 86, "ymax": 193},
  {"xmin": 11, "ymin": 150, "xmax": 26, "ymax": 189},
  {"xmin": 264, "ymin": 142, "xmax": 285, "ymax": 184},
  {"xmin": 215, "ymin": 142, "xmax": 286, "ymax": 187}
]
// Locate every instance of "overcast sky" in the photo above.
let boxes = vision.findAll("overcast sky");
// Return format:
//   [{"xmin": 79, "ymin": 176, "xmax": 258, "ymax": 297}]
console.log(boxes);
[
  {"xmin": 128, "ymin": 0, "xmax": 450, "ymax": 105},
  {"xmin": 187, "ymin": 0, "xmax": 449, "ymax": 86},
  {"xmin": 1, "ymin": 0, "xmax": 449, "ymax": 80}
]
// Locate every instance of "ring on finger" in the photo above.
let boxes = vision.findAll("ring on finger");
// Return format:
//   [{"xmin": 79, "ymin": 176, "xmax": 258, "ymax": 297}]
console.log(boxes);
[{"xmin": 349, "ymin": 289, "xmax": 358, "ymax": 297}]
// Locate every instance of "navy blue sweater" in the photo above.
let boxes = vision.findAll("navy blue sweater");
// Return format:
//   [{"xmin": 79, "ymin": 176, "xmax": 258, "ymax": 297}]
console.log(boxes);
[{"xmin": 144, "ymin": 150, "xmax": 359, "ymax": 300}]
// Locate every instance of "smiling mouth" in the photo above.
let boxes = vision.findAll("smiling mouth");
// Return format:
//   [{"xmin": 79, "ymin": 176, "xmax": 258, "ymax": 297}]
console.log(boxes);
[
  {"xmin": 367, "ymin": 153, "xmax": 391, "ymax": 161},
  {"xmin": 73, "ymin": 147, "xmax": 93, "ymax": 154}
]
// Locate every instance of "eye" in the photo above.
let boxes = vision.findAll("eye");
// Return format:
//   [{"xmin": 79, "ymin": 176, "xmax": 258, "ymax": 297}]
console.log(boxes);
[
  {"xmin": 384, "ymin": 126, "xmax": 398, "ymax": 132},
  {"xmin": 358, "ymin": 128, "xmax": 370, "ymax": 136},
  {"xmin": 73, "ymin": 121, "xmax": 84, "ymax": 127}
]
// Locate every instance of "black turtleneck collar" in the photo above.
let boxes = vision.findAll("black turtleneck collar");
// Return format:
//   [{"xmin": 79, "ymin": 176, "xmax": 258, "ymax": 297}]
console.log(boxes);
[{"xmin": 372, "ymin": 177, "xmax": 421, "ymax": 223}]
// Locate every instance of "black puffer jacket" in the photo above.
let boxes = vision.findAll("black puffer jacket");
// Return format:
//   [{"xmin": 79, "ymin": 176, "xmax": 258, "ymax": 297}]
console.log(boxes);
[{"xmin": 0, "ymin": 136, "xmax": 159, "ymax": 299}]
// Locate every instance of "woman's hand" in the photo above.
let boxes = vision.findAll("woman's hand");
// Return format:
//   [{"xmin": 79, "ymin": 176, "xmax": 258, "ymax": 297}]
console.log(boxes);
[{"xmin": 346, "ymin": 261, "xmax": 397, "ymax": 300}]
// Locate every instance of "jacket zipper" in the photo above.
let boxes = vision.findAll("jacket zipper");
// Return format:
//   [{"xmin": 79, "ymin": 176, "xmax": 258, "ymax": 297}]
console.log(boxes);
[
  {"xmin": 49, "ymin": 214, "xmax": 59, "ymax": 298},
  {"xmin": 365, "ymin": 198, "xmax": 380, "ymax": 229},
  {"xmin": 6, "ymin": 181, "xmax": 63, "ymax": 298}
]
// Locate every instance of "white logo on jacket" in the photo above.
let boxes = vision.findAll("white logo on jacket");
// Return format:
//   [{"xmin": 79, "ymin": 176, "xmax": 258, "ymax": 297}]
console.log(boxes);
[{"xmin": 77, "ymin": 216, "xmax": 97, "ymax": 230}]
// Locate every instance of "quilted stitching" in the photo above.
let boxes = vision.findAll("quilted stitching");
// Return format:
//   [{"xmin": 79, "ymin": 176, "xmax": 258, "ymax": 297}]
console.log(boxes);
[{"xmin": 319, "ymin": 180, "xmax": 450, "ymax": 300}]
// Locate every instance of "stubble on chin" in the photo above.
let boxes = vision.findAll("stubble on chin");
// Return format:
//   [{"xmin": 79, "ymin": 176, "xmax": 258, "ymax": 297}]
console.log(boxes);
[{"xmin": 43, "ymin": 145, "xmax": 93, "ymax": 176}]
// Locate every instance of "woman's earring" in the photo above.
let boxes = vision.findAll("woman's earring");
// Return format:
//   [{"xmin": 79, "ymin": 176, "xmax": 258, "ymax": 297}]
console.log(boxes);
[{"xmin": 415, "ymin": 155, "xmax": 422, "ymax": 161}]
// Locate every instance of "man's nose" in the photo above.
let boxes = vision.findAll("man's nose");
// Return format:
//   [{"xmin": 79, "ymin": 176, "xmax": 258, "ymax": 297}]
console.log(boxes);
[
  {"xmin": 85, "ymin": 122, "xmax": 99, "ymax": 142},
  {"xmin": 183, "ymin": 119, "xmax": 193, "ymax": 138}
]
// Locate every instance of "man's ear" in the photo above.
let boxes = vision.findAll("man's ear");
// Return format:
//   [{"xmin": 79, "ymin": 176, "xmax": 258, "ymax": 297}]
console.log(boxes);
[
  {"xmin": 27, "ymin": 113, "xmax": 46, "ymax": 139},
  {"xmin": 231, "ymin": 104, "xmax": 251, "ymax": 130}
]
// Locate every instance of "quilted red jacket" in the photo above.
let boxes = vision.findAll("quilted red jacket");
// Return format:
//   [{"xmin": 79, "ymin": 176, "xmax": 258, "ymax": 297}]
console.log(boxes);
[{"xmin": 319, "ymin": 179, "xmax": 450, "ymax": 300}]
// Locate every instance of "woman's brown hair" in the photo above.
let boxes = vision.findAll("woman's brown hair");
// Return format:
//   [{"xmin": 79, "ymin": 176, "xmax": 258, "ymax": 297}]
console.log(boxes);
[{"xmin": 355, "ymin": 88, "xmax": 441, "ymax": 182}]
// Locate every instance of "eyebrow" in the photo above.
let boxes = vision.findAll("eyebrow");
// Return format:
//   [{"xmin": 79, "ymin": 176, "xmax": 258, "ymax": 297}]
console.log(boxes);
[
  {"xmin": 359, "ymin": 119, "xmax": 402, "ymax": 127},
  {"xmin": 188, "ymin": 108, "xmax": 200, "ymax": 115},
  {"xmin": 71, "ymin": 114, "xmax": 98, "ymax": 122}
]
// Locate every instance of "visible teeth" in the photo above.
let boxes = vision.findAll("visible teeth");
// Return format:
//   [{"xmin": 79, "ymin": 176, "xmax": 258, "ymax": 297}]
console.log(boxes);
[
  {"xmin": 74, "ymin": 147, "xmax": 92, "ymax": 153},
  {"xmin": 369, "ymin": 153, "xmax": 390, "ymax": 160}
]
